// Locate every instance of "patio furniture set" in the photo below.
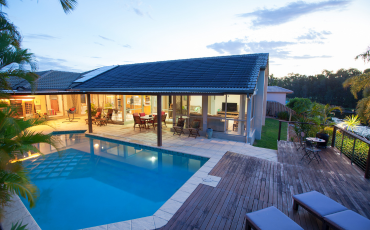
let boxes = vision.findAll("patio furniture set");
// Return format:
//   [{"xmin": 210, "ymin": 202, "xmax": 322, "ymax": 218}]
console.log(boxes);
[
  {"xmin": 85, "ymin": 108, "xmax": 114, "ymax": 126},
  {"xmin": 295, "ymin": 131, "xmax": 328, "ymax": 164},
  {"xmin": 133, "ymin": 113, "xmax": 201, "ymax": 138},
  {"xmin": 173, "ymin": 117, "xmax": 201, "ymax": 138},
  {"xmin": 133, "ymin": 112, "xmax": 167, "ymax": 131},
  {"xmin": 245, "ymin": 190, "xmax": 370, "ymax": 230}
]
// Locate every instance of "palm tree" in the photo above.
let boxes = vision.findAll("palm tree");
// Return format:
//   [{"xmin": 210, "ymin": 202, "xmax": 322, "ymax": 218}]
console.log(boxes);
[
  {"xmin": 309, "ymin": 103, "xmax": 342, "ymax": 133},
  {"xmin": 0, "ymin": 105, "xmax": 59, "ymax": 214},
  {"xmin": 0, "ymin": 13, "xmax": 38, "ymax": 95},
  {"xmin": 0, "ymin": 14, "xmax": 60, "ymax": 221},
  {"xmin": 0, "ymin": 0, "xmax": 77, "ymax": 13},
  {"xmin": 343, "ymin": 46, "xmax": 370, "ymax": 123}
]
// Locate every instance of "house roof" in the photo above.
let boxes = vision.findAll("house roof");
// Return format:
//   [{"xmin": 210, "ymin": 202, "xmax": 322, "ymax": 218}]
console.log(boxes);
[
  {"xmin": 72, "ymin": 53, "xmax": 269, "ymax": 94},
  {"xmin": 6, "ymin": 70, "xmax": 82, "ymax": 92},
  {"xmin": 267, "ymin": 86, "xmax": 293, "ymax": 94}
]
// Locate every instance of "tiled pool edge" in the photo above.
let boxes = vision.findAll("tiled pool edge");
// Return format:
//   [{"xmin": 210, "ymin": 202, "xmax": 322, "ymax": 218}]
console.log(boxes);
[
  {"xmin": 81, "ymin": 133, "xmax": 223, "ymax": 230},
  {"xmin": 1, "ymin": 194, "xmax": 40, "ymax": 230}
]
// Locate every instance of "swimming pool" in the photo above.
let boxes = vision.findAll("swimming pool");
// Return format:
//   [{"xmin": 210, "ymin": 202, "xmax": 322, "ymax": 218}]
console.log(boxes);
[{"xmin": 22, "ymin": 133, "xmax": 208, "ymax": 230}]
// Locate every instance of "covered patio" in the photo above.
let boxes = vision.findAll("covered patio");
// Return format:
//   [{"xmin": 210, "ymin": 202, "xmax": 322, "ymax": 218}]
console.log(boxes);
[{"xmin": 72, "ymin": 54, "xmax": 270, "ymax": 147}]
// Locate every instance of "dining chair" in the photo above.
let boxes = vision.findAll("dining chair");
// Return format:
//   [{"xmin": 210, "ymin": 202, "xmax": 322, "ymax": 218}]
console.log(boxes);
[
  {"xmin": 173, "ymin": 118, "xmax": 185, "ymax": 136},
  {"xmin": 133, "ymin": 115, "xmax": 146, "ymax": 131}
]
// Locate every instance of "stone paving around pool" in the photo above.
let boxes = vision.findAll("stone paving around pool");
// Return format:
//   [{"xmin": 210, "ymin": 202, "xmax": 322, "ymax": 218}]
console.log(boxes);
[{"xmin": 3, "ymin": 116, "xmax": 277, "ymax": 230}]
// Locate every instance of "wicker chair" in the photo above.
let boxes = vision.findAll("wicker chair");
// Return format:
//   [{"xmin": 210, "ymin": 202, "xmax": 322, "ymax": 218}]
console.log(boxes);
[
  {"xmin": 148, "ymin": 115, "xmax": 158, "ymax": 130},
  {"xmin": 173, "ymin": 118, "xmax": 185, "ymax": 136},
  {"xmin": 106, "ymin": 109, "xmax": 114, "ymax": 123},
  {"xmin": 188, "ymin": 119, "xmax": 201, "ymax": 138},
  {"xmin": 133, "ymin": 115, "xmax": 146, "ymax": 131},
  {"xmin": 161, "ymin": 113, "xmax": 167, "ymax": 127}
]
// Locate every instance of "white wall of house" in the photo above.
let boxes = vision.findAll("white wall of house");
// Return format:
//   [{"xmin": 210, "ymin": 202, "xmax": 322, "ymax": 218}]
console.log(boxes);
[{"xmin": 266, "ymin": 93, "xmax": 287, "ymax": 105}]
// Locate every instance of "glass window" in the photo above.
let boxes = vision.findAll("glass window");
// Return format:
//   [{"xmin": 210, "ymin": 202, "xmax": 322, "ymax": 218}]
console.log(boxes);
[
  {"xmin": 81, "ymin": 94, "xmax": 86, "ymax": 103},
  {"xmin": 189, "ymin": 96, "xmax": 202, "ymax": 115}
]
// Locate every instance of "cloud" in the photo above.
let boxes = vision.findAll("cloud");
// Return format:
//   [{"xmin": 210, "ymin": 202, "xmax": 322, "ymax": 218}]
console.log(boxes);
[
  {"xmin": 291, "ymin": 55, "xmax": 332, "ymax": 59},
  {"xmin": 207, "ymin": 38, "xmax": 333, "ymax": 60},
  {"xmin": 90, "ymin": 57, "xmax": 101, "ymax": 59},
  {"xmin": 297, "ymin": 30, "xmax": 332, "ymax": 40},
  {"xmin": 36, "ymin": 56, "xmax": 82, "ymax": 72},
  {"xmin": 133, "ymin": 8, "xmax": 144, "ymax": 16},
  {"xmin": 237, "ymin": 0, "xmax": 350, "ymax": 28},
  {"xmin": 94, "ymin": 42, "xmax": 104, "ymax": 46},
  {"xmin": 206, "ymin": 39, "xmax": 247, "ymax": 54},
  {"xmin": 25, "ymin": 34, "xmax": 57, "ymax": 40},
  {"xmin": 99, "ymin": 35, "xmax": 115, "ymax": 42},
  {"xmin": 122, "ymin": 44, "xmax": 131, "ymax": 48},
  {"xmin": 207, "ymin": 39, "xmax": 294, "ymax": 58}
]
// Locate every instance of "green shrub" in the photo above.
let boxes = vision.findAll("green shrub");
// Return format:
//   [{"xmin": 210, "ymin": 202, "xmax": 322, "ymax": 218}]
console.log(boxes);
[{"xmin": 278, "ymin": 111, "xmax": 289, "ymax": 120}]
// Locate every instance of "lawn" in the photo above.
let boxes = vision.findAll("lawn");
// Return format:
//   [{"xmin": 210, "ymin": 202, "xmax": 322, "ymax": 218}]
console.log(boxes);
[{"xmin": 253, "ymin": 118, "xmax": 287, "ymax": 150}]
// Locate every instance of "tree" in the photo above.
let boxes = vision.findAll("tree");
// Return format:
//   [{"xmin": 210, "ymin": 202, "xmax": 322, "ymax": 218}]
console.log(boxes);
[
  {"xmin": 355, "ymin": 46, "xmax": 370, "ymax": 63},
  {"xmin": 0, "ymin": 0, "xmax": 77, "ymax": 13},
  {"xmin": 0, "ymin": 14, "xmax": 60, "ymax": 220},
  {"xmin": 343, "ymin": 45, "xmax": 370, "ymax": 123}
]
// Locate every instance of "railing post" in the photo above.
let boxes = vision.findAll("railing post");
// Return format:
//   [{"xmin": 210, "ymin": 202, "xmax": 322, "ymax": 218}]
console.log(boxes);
[
  {"xmin": 351, "ymin": 138, "xmax": 356, "ymax": 165},
  {"xmin": 331, "ymin": 126, "xmax": 336, "ymax": 147},
  {"xmin": 341, "ymin": 131, "xmax": 344, "ymax": 155},
  {"xmin": 278, "ymin": 120, "xmax": 282, "ymax": 141},
  {"xmin": 365, "ymin": 146, "xmax": 370, "ymax": 179}
]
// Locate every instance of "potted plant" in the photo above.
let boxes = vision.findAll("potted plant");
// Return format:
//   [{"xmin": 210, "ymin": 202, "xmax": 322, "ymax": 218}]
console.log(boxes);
[
  {"xmin": 310, "ymin": 103, "xmax": 342, "ymax": 148},
  {"xmin": 85, "ymin": 103, "xmax": 98, "ymax": 116}
]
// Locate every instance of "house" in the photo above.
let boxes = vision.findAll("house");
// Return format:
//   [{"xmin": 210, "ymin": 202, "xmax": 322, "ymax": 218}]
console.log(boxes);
[
  {"xmin": 4, "ymin": 53, "xmax": 269, "ymax": 145},
  {"xmin": 267, "ymin": 86, "xmax": 293, "ymax": 105}
]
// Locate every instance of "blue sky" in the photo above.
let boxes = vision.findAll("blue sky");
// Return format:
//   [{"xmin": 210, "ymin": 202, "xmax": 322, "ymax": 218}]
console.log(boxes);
[{"xmin": 3, "ymin": 0, "xmax": 370, "ymax": 77}]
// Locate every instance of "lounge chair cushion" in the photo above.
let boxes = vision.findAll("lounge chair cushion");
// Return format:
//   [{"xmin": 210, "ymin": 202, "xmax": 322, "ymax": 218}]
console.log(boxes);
[
  {"xmin": 245, "ymin": 206, "xmax": 303, "ymax": 230},
  {"xmin": 324, "ymin": 210, "xmax": 370, "ymax": 230},
  {"xmin": 293, "ymin": 191, "xmax": 347, "ymax": 217}
]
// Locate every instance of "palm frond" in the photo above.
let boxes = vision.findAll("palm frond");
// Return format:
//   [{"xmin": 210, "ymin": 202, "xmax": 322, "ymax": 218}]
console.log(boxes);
[
  {"xmin": 355, "ymin": 46, "xmax": 370, "ymax": 63},
  {"xmin": 343, "ymin": 72, "xmax": 370, "ymax": 99},
  {"xmin": 0, "ymin": 170, "xmax": 39, "ymax": 208},
  {"xmin": 60, "ymin": 0, "xmax": 77, "ymax": 13}
]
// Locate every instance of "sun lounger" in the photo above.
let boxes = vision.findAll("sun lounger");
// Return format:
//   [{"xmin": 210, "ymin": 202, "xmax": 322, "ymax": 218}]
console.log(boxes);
[
  {"xmin": 323, "ymin": 210, "xmax": 370, "ymax": 230},
  {"xmin": 293, "ymin": 191, "xmax": 370, "ymax": 230},
  {"xmin": 245, "ymin": 206, "xmax": 303, "ymax": 230}
]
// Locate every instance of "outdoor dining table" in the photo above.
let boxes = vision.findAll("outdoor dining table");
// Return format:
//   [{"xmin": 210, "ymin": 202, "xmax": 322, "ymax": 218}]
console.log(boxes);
[
  {"xmin": 306, "ymin": 137, "xmax": 326, "ymax": 143},
  {"xmin": 140, "ymin": 115, "xmax": 153, "ymax": 129}
]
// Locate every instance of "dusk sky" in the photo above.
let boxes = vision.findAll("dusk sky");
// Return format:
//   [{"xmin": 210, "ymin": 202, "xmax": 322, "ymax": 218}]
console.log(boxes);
[{"xmin": 3, "ymin": 0, "xmax": 370, "ymax": 77}]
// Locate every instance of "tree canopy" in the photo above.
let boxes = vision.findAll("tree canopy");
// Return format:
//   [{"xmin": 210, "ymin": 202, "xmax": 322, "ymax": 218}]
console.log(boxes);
[{"xmin": 269, "ymin": 68, "xmax": 369, "ymax": 109}]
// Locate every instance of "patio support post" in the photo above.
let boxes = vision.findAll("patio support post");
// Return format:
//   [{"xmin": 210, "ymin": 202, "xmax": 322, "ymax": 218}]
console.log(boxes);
[
  {"xmin": 157, "ymin": 94, "xmax": 162, "ymax": 147},
  {"xmin": 122, "ymin": 95, "xmax": 126, "ymax": 123},
  {"xmin": 87, "ymin": 93, "xmax": 93, "ymax": 133},
  {"xmin": 172, "ymin": 95, "xmax": 177, "ymax": 126},
  {"xmin": 238, "ymin": 95, "xmax": 246, "ymax": 135},
  {"xmin": 246, "ymin": 95, "xmax": 252, "ymax": 143},
  {"xmin": 202, "ymin": 95, "xmax": 208, "ymax": 132}
]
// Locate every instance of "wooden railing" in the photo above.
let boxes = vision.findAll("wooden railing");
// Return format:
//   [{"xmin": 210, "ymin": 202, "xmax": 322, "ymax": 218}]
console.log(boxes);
[{"xmin": 277, "ymin": 121, "xmax": 370, "ymax": 179}]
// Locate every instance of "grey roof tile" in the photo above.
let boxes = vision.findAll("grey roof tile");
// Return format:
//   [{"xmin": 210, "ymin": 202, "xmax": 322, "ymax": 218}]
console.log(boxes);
[{"xmin": 73, "ymin": 53, "xmax": 268, "ymax": 92}]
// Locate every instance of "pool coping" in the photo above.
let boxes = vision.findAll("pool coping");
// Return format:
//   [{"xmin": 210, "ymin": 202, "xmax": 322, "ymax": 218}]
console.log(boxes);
[{"xmin": 2, "ymin": 132, "xmax": 224, "ymax": 230}]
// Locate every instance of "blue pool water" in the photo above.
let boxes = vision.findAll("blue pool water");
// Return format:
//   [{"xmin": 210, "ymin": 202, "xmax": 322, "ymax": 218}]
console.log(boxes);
[{"xmin": 22, "ymin": 133, "xmax": 208, "ymax": 230}]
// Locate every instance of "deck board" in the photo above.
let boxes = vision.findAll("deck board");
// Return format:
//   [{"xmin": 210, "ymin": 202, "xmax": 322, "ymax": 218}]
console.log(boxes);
[{"xmin": 161, "ymin": 141, "xmax": 370, "ymax": 230}]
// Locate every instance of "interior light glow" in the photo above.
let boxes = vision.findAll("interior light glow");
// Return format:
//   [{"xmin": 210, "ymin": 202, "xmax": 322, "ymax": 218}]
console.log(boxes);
[
  {"xmin": 11, "ymin": 153, "xmax": 40, "ymax": 163},
  {"xmin": 94, "ymin": 144, "xmax": 99, "ymax": 147}
]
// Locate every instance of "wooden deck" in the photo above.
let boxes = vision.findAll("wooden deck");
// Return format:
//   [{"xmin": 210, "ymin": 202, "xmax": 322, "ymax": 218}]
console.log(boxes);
[{"xmin": 161, "ymin": 141, "xmax": 370, "ymax": 230}]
